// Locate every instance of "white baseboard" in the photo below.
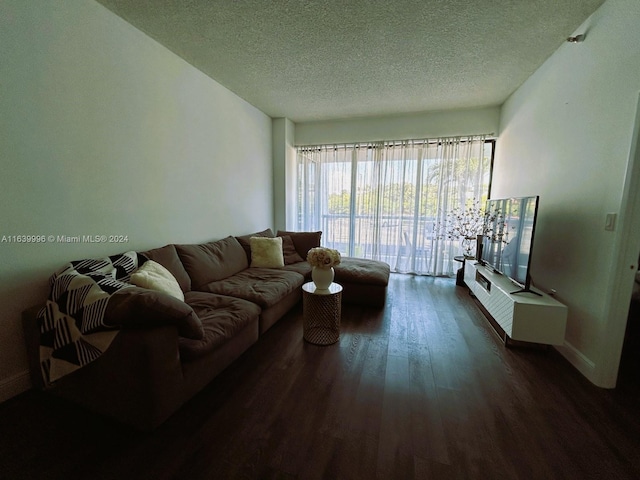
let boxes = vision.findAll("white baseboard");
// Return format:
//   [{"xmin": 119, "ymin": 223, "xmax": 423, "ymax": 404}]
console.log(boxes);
[
  {"xmin": 555, "ymin": 341, "xmax": 598, "ymax": 384},
  {"xmin": 0, "ymin": 370, "xmax": 32, "ymax": 403}
]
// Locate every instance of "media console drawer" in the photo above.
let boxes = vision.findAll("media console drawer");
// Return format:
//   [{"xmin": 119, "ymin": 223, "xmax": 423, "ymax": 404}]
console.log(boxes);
[{"xmin": 464, "ymin": 261, "xmax": 568, "ymax": 345}]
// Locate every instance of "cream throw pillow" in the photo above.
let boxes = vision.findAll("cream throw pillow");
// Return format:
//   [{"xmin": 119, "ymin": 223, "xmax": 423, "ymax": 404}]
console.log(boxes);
[
  {"xmin": 250, "ymin": 236, "xmax": 284, "ymax": 268},
  {"xmin": 130, "ymin": 260, "xmax": 185, "ymax": 301}
]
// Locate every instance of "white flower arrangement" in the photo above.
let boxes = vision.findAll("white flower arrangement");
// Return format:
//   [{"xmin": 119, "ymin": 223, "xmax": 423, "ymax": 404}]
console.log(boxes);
[
  {"xmin": 307, "ymin": 247, "xmax": 341, "ymax": 268},
  {"xmin": 436, "ymin": 199, "xmax": 505, "ymax": 257}
]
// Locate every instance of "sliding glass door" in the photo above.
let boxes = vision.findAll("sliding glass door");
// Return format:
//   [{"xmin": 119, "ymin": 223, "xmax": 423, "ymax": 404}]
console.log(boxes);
[{"xmin": 296, "ymin": 137, "xmax": 493, "ymax": 276}]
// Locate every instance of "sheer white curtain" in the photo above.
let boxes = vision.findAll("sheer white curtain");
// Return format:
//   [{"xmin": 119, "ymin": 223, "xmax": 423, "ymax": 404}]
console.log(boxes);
[{"xmin": 296, "ymin": 136, "xmax": 493, "ymax": 275}]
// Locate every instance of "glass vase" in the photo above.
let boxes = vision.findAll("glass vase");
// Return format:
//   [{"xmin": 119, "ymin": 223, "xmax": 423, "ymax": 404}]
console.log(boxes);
[{"xmin": 461, "ymin": 237, "xmax": 476, "ymax": 258}]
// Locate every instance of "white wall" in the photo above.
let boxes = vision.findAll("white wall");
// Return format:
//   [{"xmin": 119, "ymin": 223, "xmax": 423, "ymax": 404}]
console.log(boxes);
[
  {"xmin": 0, "ymin": 0, "xmax": 273, "ymax": 400},
  {"xmin": 494, "ymin": 0, "xmax": 640, "ymax": 387},
  {"xmin": 272, "ymin": 118, "xmax": 296, "ymax": 231},
  {"xmin": 295, "ymin": 107, "xmax": 500, "ymax": 145}
]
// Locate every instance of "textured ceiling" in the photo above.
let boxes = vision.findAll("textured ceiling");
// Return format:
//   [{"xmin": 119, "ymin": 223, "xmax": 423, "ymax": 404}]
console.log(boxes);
[{"xmin": 95, "ymin": 0, "xmax": 605, "ymax": 122}]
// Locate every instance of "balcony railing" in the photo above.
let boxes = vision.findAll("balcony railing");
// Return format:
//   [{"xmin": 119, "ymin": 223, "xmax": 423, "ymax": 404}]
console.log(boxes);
[{"xmin": 312, "ymin": 213, "xmax": 460, "ymax": 274}]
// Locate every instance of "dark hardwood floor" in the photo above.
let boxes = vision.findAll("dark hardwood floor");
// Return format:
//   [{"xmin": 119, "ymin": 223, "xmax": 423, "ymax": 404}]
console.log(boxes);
[{"xmin": 2, "ymin": 274, "xmax": 639, "ymax": 479}]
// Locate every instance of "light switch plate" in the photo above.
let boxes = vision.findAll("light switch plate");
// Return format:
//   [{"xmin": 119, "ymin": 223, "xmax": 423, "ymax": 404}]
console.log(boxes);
[{"xmin": 605, "ymin": 213, "xmax": 617, "ymax": 231}]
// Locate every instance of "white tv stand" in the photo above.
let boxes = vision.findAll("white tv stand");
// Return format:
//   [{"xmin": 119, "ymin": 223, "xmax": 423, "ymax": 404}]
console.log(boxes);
[{"xmin": 464, "ymin": 261, "xmax": 567, "ymax": 346}]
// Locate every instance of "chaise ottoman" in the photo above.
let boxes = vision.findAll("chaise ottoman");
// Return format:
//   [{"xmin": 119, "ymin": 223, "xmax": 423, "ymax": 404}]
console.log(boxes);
[{"xmin": 333, "ymin": 257, "xmax": 390, "ymax": 307}]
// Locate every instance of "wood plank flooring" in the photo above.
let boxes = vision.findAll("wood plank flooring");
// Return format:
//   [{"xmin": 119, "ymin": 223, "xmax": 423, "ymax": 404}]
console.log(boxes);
[{"xmin": 1, "ymin": 274, "xmax": 639, "ymax": 479}]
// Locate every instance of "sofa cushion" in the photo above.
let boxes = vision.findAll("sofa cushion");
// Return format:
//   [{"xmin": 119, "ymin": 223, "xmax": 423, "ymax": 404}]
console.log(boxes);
[
  {"xmin": 198, "ymin": 269, "xmax": 305, "ymax": 309},
  {"xmin": 250, "ymin": 236, "xmax": 284, "ymax": 268},
  {"xmin": 281, "ymin": 235, "xmax": 304, "ymax": 264},
  {"xmin": 139, "ymin": 244, "xmax": 191, "ymax": 293},
  {"xmin": 105, "ymin": 287, "xmax": 204, "ymax": 340},
  {"xmin": 281, "ymin": 261, "xmax": 312, "ymax": 278},
  {"xmin": 235, "ymin": 228, "xmax": 275, "ymax": 263},
  {"xmin": 179, "ymin": 291, "xmax": 260, "ymax": 361},
  {"xmin": 276, "ymin": 230, "xmax": 322, "ymax": 259},
  {"xmin": 130, "ymin": 260, "xmax": 184, "ymax": 301},
  {"xmin": 176, "ymin": 236, "xmax": 249, "ymax": 289}
]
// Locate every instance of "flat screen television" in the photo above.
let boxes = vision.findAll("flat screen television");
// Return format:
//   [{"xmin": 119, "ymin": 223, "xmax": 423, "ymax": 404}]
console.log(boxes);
[{"xmin": 480, "ymin": 196, "xmax": 540, "ymax": 294}]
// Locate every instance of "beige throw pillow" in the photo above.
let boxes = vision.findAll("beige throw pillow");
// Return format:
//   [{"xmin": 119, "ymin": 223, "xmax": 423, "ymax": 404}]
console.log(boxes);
[
  {"xmin": 250, "ymin": 236, "xmax": 284, "ymax": 268},
  {"xmin": 130, "ymin": 260, "xmax": 185, "ymax": 301}
]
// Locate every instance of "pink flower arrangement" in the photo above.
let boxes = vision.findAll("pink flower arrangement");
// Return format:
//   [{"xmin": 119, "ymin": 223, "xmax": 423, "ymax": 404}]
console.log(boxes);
[{"xmin": 307, "ymin": 247, "xmax": 341, "ymax": 268}]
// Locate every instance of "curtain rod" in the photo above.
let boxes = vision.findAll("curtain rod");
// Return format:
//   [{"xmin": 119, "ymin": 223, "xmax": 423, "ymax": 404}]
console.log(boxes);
[{"xmin": 296, "ymin": 134, "xmax": 495, "ymax": 152}]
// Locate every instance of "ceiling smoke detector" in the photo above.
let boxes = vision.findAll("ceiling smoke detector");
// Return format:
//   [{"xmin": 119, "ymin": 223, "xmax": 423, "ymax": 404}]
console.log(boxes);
[{"xmin": 567, "ymin": 34, "xmax": 585, "ymax": 43}]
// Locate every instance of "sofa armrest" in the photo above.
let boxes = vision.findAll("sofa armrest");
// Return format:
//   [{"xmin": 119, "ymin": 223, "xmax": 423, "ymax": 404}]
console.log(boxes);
[{"xmin": 22, "ymin": 305, "xmax": 187, "ymax": 430}]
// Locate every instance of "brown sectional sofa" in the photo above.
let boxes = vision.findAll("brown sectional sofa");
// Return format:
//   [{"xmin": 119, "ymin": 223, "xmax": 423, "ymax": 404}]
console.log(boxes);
[{"xmin": 22, "ymin": 229, "xmax": 390, "ymax": 430}]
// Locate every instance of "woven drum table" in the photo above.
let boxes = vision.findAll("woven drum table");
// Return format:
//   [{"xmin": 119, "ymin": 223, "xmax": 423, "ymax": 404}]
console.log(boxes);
[{"xmin": 302, "ymin": 282, "xmax": 342, "ymax": 345}]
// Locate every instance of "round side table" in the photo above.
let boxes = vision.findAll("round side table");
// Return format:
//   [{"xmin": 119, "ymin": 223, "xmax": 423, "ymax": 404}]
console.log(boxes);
[{"xmin": 302, "ymin": 282, "xmax": 342, "ymax": 345}]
